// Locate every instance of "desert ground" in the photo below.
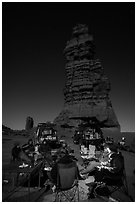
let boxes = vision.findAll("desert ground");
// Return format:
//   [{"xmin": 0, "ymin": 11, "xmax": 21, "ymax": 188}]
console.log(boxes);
[{"xmin": 2, "ymin": 129, "xmax": 135, "ymax": 202}]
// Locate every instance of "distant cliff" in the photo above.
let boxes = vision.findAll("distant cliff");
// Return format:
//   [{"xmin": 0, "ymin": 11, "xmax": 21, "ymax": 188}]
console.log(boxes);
[{"xmin": 2, "ymin": 124, "xmax": 13, "ymax": 135}]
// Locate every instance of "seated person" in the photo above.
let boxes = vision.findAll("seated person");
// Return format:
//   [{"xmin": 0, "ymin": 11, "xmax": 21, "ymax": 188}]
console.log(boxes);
[
  {"xmin": 62, "ymin": 142, "xmax": 74, "ymax": 154},
  {"xmin": 11, "ymin": 142, "xmax": 32, "ymax": 163},
  {"xmin": 38, "ymin": 140, "xmax": 52, "ymax": 164},
  {"xmin": 46, "ymin": 149, "xmax": 81, "ymax": 187},
  {"xmin": 22, "ymin": 139, "xmax": 35, "ymax": 154},
  {"xmin": 21, "ymin": 139, "xmax": 35, "ymax": 163},
  {"xmin": 11, "ymin": 142, "xmax": 21, "ymax": 161},
  {"xmin": 94, "ymin": 145, "xmax": 124, "ymax": 181},
  {"xmin": 83, "ymin": 144, "xmax": 124, "ymax": 198},
  {"xmin": 19, "ymin": 150, "xmax": 32, "ymax": 163},
  {"xmin": 28, "ymin": 139, "xmax": 35, "ymax": 151},
  {"xmin": 39, "ymin": 139, "xmax": 50, "ymax": 154},
  {"xmin": 81, "ymin": 144, "xmax": 124, "ymax": 179}
]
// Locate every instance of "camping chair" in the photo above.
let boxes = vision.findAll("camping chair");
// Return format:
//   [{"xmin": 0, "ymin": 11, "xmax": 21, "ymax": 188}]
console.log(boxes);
[
  {"xmin": 93, "ymin": 153, "xmax": 133, "ymax": 201},
  {"xmin": 55, "ymin": 162, "xmax": 79, "ymax": 202}
]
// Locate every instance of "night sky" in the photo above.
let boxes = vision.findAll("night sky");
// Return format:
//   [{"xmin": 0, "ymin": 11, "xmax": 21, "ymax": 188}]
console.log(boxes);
[{"xmin": 2, "ymin": 2, "xmax": 135, "ymax": 132}]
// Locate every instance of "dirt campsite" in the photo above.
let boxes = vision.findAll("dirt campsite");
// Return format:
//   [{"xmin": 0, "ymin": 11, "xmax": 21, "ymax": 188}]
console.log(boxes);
[{"xmin": 2, "ymin": 128, "xmax": 135, "ymax": 202}]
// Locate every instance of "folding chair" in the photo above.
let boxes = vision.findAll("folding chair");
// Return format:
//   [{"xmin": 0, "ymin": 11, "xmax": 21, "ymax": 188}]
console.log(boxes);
[{"xmin": 55, "ymin": 161, "xmax": 79, "ymax": 202}]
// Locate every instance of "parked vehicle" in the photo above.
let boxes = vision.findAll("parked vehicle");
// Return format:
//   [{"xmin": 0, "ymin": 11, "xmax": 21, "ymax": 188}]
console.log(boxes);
[
  {"xmin": 73, "ymin": 122, "xmax": 104, "ymax": 151},
  {"xmin": 36, "ymin": 123, "xmax": 58, "ymax": 144},
  {"xmin": 82, "ymin": 127, "xmax": 104, "ymax": 150}
]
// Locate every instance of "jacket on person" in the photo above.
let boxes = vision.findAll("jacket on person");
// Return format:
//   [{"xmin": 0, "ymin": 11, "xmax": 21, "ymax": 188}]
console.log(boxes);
[
  {"xmin": 50, "ymin": 154, "xmax": 77, "ymax": 185},
  {"xmin": 94, "ymin": 152, "xmax": 124, "ymax": 182},
  {"xmin": 12, "ymin": 145, "xmax": 21, "ymax": 161},
  {"xmin": 104, "ymin": 152, "xmax": 124, "ymax": 175}
]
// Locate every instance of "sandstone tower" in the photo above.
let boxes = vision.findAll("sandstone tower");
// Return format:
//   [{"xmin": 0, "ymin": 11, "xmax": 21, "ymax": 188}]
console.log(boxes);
[{"xmin": 54, "ymin": 24, "xmax": 120, "ymax": 131}]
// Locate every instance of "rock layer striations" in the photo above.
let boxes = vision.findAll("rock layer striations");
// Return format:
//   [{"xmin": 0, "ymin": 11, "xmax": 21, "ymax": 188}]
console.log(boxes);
[{"xmin": 54, "ymin": 24, "xmax": 120, "ymax": 129}]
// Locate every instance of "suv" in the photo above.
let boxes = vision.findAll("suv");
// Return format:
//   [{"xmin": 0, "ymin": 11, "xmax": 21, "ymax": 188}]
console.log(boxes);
[{"xmin": 36, "ymin": 123, "xmax": 58, "ymax": 143}]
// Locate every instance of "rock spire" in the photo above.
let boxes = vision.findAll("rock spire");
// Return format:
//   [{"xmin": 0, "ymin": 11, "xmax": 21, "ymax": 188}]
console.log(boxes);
[{"xmin": 54, "ymin": 24, "xmax": 120, "ymax": 130}]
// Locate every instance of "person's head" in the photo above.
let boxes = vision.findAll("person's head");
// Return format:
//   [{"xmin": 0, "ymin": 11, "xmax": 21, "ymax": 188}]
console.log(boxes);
[
  {"xmin": 43, "ymin": 139, "xmax": 47, "ymax": 144},
  {"xmin": 60, "ymin": 148, "xmax": 69, "ymax": 157},
  {"xmin": 62, "ymin": 142, "xmax": 67, "ymax": 148},
  {"xmin": 104, "ymin": 144, "xmax": 118, "ymax": 154},
  {"xmin": 28, "ymin": 139, "xmax": 33, "ymax": 145}
]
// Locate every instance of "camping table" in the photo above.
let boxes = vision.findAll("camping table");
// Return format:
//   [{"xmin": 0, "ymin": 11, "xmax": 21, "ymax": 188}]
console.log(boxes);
[
  {"xmin": 80, "ymin": 150, "xmax": 103, "ymax": 167},
  {"xmin": 2, "ymin": 160, "xmax": 44, "ymax": 201}
]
